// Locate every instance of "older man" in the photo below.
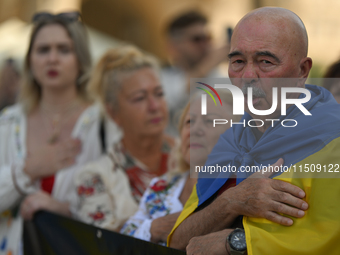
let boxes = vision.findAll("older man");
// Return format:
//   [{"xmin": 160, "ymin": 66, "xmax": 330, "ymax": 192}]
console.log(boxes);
[{"xmin": 168, "ymin": 7, "xmax": 340, "ymax": 255}]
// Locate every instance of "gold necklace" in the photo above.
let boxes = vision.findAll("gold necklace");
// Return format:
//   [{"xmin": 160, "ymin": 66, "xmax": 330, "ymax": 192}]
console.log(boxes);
[
  {"xmin": 47, "ymin": 114, "xmax": 61, "ymax": 144},
  {"xmin": 40, "ymin": 100, "xmax": 82, "ymax": 145}
]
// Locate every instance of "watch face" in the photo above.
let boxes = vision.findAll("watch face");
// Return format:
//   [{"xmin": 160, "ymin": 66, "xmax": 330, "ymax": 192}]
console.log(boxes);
[{"xmin": 229, "ymin": 229, "xmax": 246, "ymax": 251}]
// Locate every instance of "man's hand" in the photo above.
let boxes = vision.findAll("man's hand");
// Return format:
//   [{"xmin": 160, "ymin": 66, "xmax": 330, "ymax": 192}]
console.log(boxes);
[
  {"xmin": 186, "ymin": 229, "xmax": 233, "ymax": 255},
  {"xmin": 20, "ymin": 191, "xmax": 71, "ymax": 220},
  {"xmin": 150, "ymin": 212, "xmax": 180, "ymax": 243},
  {"xmin": 169, "ymin": 158, "xmax": 308, "ymax": 250},
  {"xmin": 224, "ymin": 158, "xmax": 308, "ymax": 226},
  {"xmin": 24, "ymin": 139, "xmax": 81, "ymax": 181}
]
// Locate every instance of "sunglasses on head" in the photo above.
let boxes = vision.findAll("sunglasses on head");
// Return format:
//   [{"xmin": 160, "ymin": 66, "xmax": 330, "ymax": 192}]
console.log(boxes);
[
  {"xmin": 32, "ymin": 11, "xmax": 81, "ymax": 23},
  {"xmin": 190, "ymin": 34, "xmax": 211, "ymax": 44}
]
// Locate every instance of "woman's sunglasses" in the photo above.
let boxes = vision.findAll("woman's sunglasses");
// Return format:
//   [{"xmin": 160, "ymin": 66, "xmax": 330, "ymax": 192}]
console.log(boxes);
[{"xmin": 32, "ymin": 11, "xmax": 81, "ymax": 23}]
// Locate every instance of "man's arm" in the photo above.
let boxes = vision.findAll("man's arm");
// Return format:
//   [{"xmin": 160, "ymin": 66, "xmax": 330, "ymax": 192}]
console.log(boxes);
[
  {"xmin": 169, "ymin": 191, "xmax": 239, "ymax": 250},
  {"xmin": 150, "ymin": 212, "xmax": 181, "ymax": 243},
  {"xmin": 186, "ymin": 228, "xmax": 234, "ymax": 255},
  {"xmin": 169, "ymin": 159, "xmax": 308, "ymax": 250}
]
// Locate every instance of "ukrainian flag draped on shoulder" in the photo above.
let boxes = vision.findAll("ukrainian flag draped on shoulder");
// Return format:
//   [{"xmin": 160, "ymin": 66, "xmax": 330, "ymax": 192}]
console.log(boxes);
[{"xmin": 168, "ymin": 85, "xmax": 340, "ymax": 254}]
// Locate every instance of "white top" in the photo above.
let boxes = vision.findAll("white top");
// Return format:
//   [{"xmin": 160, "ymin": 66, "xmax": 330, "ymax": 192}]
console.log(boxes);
[
  {"xmin": 72, "ymin": 152, "xmax": 138, "ymax": 231},
  {"xmin": 0, "ymin": 103, "xmax": 122, "ymax": 255},
  {"xmin": 120, "ymin": 172, "xmax": 188, "ymax": 245}
]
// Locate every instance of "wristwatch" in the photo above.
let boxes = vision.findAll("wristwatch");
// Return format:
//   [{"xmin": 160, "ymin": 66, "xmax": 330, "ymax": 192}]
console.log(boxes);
[{"xmin": 226, "ymin": 228, "xmax": 247, "ymax": 255}]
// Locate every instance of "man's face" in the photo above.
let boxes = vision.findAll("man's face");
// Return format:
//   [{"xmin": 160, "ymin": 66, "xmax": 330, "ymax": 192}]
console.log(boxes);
[
  {"xmin": 228, "ymin": 20, "xmax": 303, "ymax": 119},
  {"xmin": 171, "ymin": 23, "xmax": 211, "ymax": 66}
]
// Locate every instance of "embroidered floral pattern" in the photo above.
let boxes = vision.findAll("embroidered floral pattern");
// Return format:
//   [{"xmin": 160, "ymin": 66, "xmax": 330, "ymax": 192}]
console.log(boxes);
[
  {"xmin": 120, "ymin": 141, "xmax": 171, "ymax": 203},
  {"xmin": 150, "ymin": 180, "xmax": 167, "ymax": 192},
  {"xmin": 145, "ymin": 176, "xmax": 180, "ymax": 216},
  {"xmin": 77, "ymin": 174, "xmax": 105, "ymax": 199},
  {"xmin": 0, "ymin": 237, "xmax": 7, "ymax": 251},
  {"xmin": 120, "ymin": 174, "xmax": 186, "ymax": 240},
  {"xmin": 88, "ymin": 206, "xmax": 110, "ymax": 224},
  {"xmin": 77, "ymin": 186, "xmax": 94, "ymax": 196},
  {"xmin": 121, "ymin": 222, "xmax": 138, "ymax": 236}
]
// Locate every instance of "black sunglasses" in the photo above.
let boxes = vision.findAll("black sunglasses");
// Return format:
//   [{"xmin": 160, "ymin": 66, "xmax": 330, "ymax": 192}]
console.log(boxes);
[
  {"xmin": 32, "ymin": 11, "xmax": 81, "ymax": 23},
  {"xmin": 190, "ymin": 34, "xmax": 211, "ymax": 44}
]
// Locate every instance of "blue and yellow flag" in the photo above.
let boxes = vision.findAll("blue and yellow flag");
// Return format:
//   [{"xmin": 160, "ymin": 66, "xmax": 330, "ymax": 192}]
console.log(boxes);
[{"xmin": 168, "ymin": 85, "xmax": 340, "ymax": 254}]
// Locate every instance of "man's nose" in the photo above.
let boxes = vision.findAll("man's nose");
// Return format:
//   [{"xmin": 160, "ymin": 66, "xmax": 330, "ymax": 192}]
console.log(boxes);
[{"xmin": 242, "ymin": 63, "xmax": 259, "ymax": 83}]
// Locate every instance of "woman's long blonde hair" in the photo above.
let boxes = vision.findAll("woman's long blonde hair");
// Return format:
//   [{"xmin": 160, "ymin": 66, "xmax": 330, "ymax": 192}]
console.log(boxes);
[{"xmin": 19, "ymin": 18, "xmax": 92, "ymax": 113}]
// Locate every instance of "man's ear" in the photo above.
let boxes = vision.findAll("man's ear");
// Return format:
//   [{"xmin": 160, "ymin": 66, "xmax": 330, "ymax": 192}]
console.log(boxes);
[
  {"xmin": 105, "ymin": 103, "xmax": 121, "ymax": 126},
  {"xmin": 296, "ymin": 57, "xmax": 312, "ymax": 88},
  {"xmin": 299, "ymin": 57, "xmax": 313, "ymax": 78}
]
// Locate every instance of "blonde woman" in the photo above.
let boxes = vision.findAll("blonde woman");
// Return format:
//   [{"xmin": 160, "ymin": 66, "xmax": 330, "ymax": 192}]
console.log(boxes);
[
  {"xmin": 87, "ymin": 46, "xmax": 174, "ymax": 203},
  {"xmin": 0, "ymin": 12, "xmax": 120, "ymax": 255},
  {"xmin": 70, "ymin": 46, "xmax": 174, "ymax": 231},
  {"xmin": 120, "ymin": 90, "xmax": 239, "ymax": 245}
]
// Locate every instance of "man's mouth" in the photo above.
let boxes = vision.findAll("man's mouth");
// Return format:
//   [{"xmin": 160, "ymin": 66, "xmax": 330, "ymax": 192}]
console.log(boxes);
[
  {"xmin": 245, "ymin": 95, "xmax": 261, "ymax": 106},
  {"xmin": 241, "ymin": 84, "xmax": 266, "ymax": 106}
]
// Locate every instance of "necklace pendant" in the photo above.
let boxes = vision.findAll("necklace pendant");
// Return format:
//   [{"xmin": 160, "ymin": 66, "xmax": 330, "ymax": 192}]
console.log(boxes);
[{"xmin": 48, "ymin": 133, "xmax": 59, "ymax": 145}]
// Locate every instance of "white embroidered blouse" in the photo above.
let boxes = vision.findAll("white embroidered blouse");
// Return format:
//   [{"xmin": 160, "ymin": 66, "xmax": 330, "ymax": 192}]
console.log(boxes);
[
  {"xmin": 0, "ymin": 103, "xmax": 121, "ymax": 255},
  {"xmin": 120, "ymin": 172, "xmax": 189, "ymax": 245}
]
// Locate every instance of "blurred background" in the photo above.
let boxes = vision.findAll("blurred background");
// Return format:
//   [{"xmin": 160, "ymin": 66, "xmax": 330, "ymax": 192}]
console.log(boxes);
[{"xmin": 0, "ymin": 0, "xmax": 339, "ymax": 77}]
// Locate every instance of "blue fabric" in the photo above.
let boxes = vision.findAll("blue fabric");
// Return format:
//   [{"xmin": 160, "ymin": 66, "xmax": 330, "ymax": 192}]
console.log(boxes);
[{"xmin": 196, "ymin": 85, "xmax": 340, "ymax": 206}]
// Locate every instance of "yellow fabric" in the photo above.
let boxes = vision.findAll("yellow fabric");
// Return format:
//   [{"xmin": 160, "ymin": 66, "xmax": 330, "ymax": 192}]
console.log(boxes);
[
  {"xmin": 167, "ymin": 184, "xmax": 198, "ymax": 246},
  {"xmin": 244, "ymin": 136, "xmax": 340, "ymax": 255}
]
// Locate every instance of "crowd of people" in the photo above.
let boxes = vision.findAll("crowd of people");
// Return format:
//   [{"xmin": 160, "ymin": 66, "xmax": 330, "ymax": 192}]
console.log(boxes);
[{"xmin": 0, "ymin": 6, "xmax": 340, "ymax": 255}]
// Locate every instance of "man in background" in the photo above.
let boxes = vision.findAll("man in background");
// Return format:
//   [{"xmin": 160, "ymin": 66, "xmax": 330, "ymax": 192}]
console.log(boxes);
[
  {"xmin": 161, "ymin": 11, "xmax": 229, "ymax": 135},
  {"xmin": 0, "ymin": 58, "xmax": 20, "ymax": 111}
]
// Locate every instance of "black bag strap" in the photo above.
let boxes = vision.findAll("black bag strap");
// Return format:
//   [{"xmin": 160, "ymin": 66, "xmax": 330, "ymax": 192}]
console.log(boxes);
[{"xmin": 99, "ymin": 117, "xmax": 106, "ymax": 154}]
